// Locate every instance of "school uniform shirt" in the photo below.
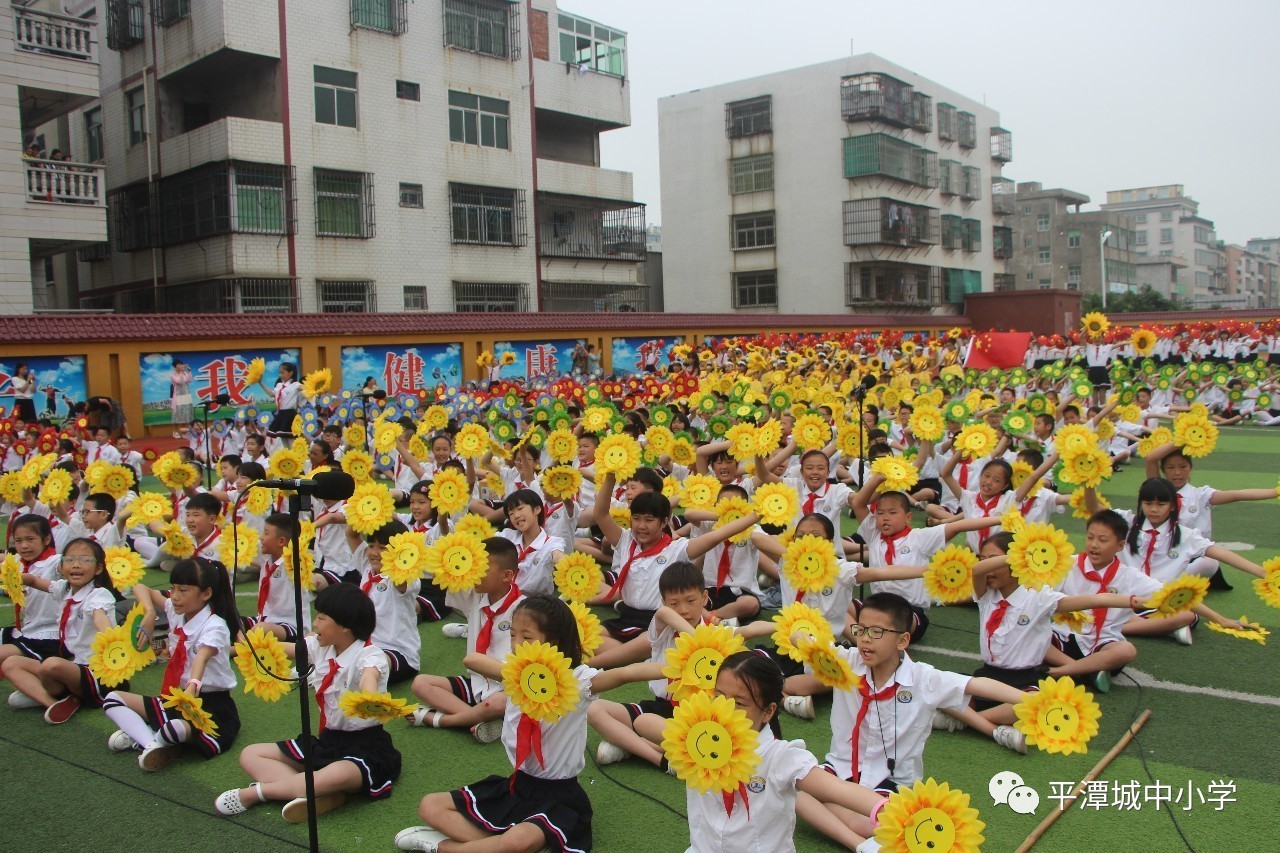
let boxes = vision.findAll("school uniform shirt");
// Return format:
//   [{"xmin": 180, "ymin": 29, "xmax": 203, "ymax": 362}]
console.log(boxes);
[
  {"xmin": 13, "ymin": 552, "xmax": 62, "ymax": 638},
  {"xmin": 783, "ymin": 477, "xmax": 852, "ymax": 544},
  {"xmin": 644, "ymin": 613, "xmax": 714, "ymax": 698},
  {"xmin": 190, "ymin": 526, "xmax": 223, "ymax": 563},
  {"xmin": 825, "ymin": 651, "xmax": 969, "ymax": 787},
  {"xmin": 976, "ymin": 585, "xmax": 1065, "ymax": 669},
  {"xmin": 387, "ymin": 449, "xmax": 420, "ymax": 494},
  {"xmin": 687, "ymin": 727, "xmax": 818, "ymax": 853},
  {"xmin": 1052, "ymin": 554, "xmax": 1162, "ymax": 653},
  {"xmin": 777, "ymin": 555, "xmax": 861, "ymax": 629},
  {"xmin": 1015, "ymin": 491, "xmax": 1062, "ymax": 526},
  {"xmin": 575, "ymin": 461, "xmax": 597, "ymax": 514},
  {"xmin": 543, "ymin": 499, "xmax": 579, "ymax": 556},
  {"xmin": 164, "ymin": 600, "xmax": 236, "ymax": 690},
  {"xmin": 66, "ymin": 514, "xmax": 123, "ymax": 550},
  {"xmin": 273, "ymin": 380, "xmax": 303, "ymax": 411},
  {"xmin": 857, "ymin": 516, "xmax": 949, "ymax": 609},
  {"xmin": 500, "ymin": 664, "xmax": 600, "ymax": 780},
  {"xmin": 255, "ymin": 556, "xmax": 312, "ymax": 632},
  {"xmin": 700, "ymin": 531, "xmax": 763, "ymax": 596},
  {"xmin": 119, "ymin": 450, "xmax": 144, "ymax": 470},
  {"xmin": 1176, "ymin": 484, "xmax": 1217, "ymax": 538},
  {"xmin": 352, "ymin": 542, "xmax": 421, "ymax": 670},
  {"xmin": 83, "ymin": 441, "xmax": 121, "ymax": 465},
  {"xmin": 306, "ymin": 635, "xmax": 390, "ymax": 732},
  {"xmin": 312, "ymin": 500, "xmax": 353, "ymax": 575},
  {"xmin": 500, "ymin": 466, "xmax": 543, "ymax": 500},
  {"xmin": 611, "ymin": 529, "xmax": 691, "ymax": 611},
  {"xmin": 444, "ymin": 585, "xmax": 525, "ymax": 701},
  {"xmin": 957, "ymin": 489, "xmax": 1016, "ymax": 552},
  {"xmin": 47, "ymin": 580, "xmax": 117, "ymax": 664},
  {"xmin": 1115, "ymin": 513, "xmax": 1213, "ymax": 584},
  {"xmin": 498, "ymin": 528, "xmax": 565, "ymax": 597}
]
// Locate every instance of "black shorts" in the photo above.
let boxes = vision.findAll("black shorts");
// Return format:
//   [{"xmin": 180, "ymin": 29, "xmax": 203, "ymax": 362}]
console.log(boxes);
[
  {"xmin": 383, "ymin": 648, "xmax": 418, "ymax": 686},
  {"xmin": 141, "ymin": 689, "xmax": 241, "ymax": 758},
  {"xmin": 915, "ymin": 478, "xmax": 943, "ymax": 499},
  {"xmin": 454, "ymin": 770, "xmax": 592, "ymax": 853},
  {"xmin": 625, "ymin": 697, "xmax": 675, "ymax": 722},
  {"xmin": 416, "ymin": 581, "xmax": 453, "ymax": 622},
  {"xmin": 5, "ymin": 633, "xmax": 67, "ymax": 661},
  {"xmin": 1087, "ymin": 366, "xmax": 1110, "ymax": 387},
  {"xmin": 706, "ymin": 586, "xmax": 759, "ymax": 613},
  {"xmin": 77, "ymin": 664, "xmax": 122, "ymax": 708},
  {"xmin": 278, "ymin": 725, "xmax": 401, "ymax": 800},
  {"xmin": 970, "ymin": 663, "xmax": 1046, "ymax": 711},
  {"xmin": 1052, "ymin": 634, "xmax": 1124, "ymax": 674},
  {"xmin": 239, "ymin": 616, "xmax": 299, "ymax": 641},
  {"xmin": 268, "ymin": 408, "xmax": 297, "ymax": 436},
  {"xmin": 447, "ymin": 675, "xmax": 481, "ymax": 706},
  {"xmin": 602, "ymin": 604, "xmax": 655, "ymax": 641}
]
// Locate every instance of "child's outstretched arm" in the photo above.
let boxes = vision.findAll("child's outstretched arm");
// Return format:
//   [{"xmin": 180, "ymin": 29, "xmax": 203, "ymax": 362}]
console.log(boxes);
[
  {"xmin": 965, "ymin": 677, "xmax": 1032, "ymax": 706},
  {"xmin": 462, "ymin": 652, "xmax": 503, "ymax": 681},
  {"xmin": 1013, "ymin": 453, "xmax": 1058, "ymax": 503},
  {"xmin": 1209, "ymin": 487, "xmax": 1279, "ymax": 507},
  {"xmin": 591, "ymin": 662, "xmax": 665, "ymax": 694},
  {"xmin": 850, "ymin": 472, "xmax": 884, "ymax": 521},
  {"xmin": 938, "ymin": 451, "xmax": 964, "ymax": 500},
  {"xmin": 593, "ymin": 472, "xmax": 623, "ymax": 548},
  {"xmin": 686, "ymin": 511, "xmax": 760, "ymax": 561},
  {"xmin": 940, "ymin": 514, "xmax": 1001, "ymax": 542},
  {"xmin": 653, "ymin": 605, "xmax": 697, "ymax": 636},
  {"xmin": 1204, "ymin": 545, "xmax": 1266, "ymax": 579},
  {"xmin": 1144, "ymin": 441, "xmax": 1176, "ymax": 479}
]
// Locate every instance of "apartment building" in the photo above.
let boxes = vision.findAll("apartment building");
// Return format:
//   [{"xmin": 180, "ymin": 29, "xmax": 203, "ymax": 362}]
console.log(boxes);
[
  {"xmin": 658, "ymin": 54, "xmax": 1012, "ymax": 315},
  {"xmin": 64, "ymin": 0, "xmax": 644, "ymax": 313},
  {"xmin": 1225, "ymin": 243, "xmax": 1277, "ymax": 309},
  {"xmin": 1, "ymin": 0, "xmax": 106, "ymax": 312}
]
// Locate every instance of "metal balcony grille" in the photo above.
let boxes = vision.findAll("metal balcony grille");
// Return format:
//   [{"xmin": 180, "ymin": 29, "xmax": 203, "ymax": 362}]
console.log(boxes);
[
  {"xmin": 842, "ymin": 199, "xmax": 939, "ymax": 247},
  {"xmin": 79, "ymin": 278, "xmax": 296, "ymax": 313},
  {"xmin": 78, "ymin": 242, "xmax": 111, "ymax": 263},
  {"xmin": 443, "ymin": 0, "xmax": 518, "ymax": 59},
  {"xmin": 843, "ymin": 134, "xmax": 938, "ymax": 188},
  {"xmin": 993, "ymin": 226, "xmax": 1013, "ymax": 260},
  {"xmin": 351, "ymin": 0, "xmax": 408, "ymax": 34},
  {"xmin": 729, "ymin": 154, "xmax": 773, "ymax": 194},
  {"xmin": 732, "ymin": 212, "xmax": 776, "ymax": 250},
  {"xmin": 725, "ymin": 96, "xmax": 772, "ymax": 138},
  {"xmin": 537, "ymin": 194, "xmax": 645, "ymax": 260},
  {"xmin": 450, "ymin": 185, "xmax": 527, "ymax": 246},
  {"xmin": 106, "ymin": 0, "xmax": 144, "ymax": 50},
  {"xmin": 939, "ymin": 160, "xmax": 961, "ymax": 196},
  {"xmin": 845, "ymin": 262, "xmax": 941, "ymax": 308},
  {"xmin": 840, "ymin": 73, "xmax": 915, "ymax": 127},
  {"xmin": 155, "ymin": 161, "xmax": 295, "ymax": 246},
  {"xmin": 957, "ymin": 111, "xmax": 977, "ymax": 148},
  {"xmin": 151, "ymin": 0, "xmax": 190, "ymax": 27},
  {"xmin": 318, "ymin": 280, "xmax": 376, "ymax": 312},
  {"xmin": 109, "ymin": 183, "xmax": 156, "ymax": 252},
  {"xmin": 452, "ymin": 281, "xmax": 529, "ymax": 312},
  {"xmin": 960, "ymin": 166, "xmax": 983, "ymax": 201},
  {"xmin": 990, "ymin": 127, "xmax": 1013, "ymax": 162},
  {"xmin": 909, "ymin": 92, "xmax": 933, "ymax": 133},
  {"xmin": 543, "ymin": 282, "xmax": 650, "ymax": 312},
  {"xmin": 937, "ymin": 103, "xmax": 957, "ymax": 142}
]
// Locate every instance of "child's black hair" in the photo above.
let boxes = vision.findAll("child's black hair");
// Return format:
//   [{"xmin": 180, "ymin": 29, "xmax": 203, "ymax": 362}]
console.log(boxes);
[
  {"xmin": 84, "ymin": 491, "xmax": 116, "ymax": 519},
  {"xmin": 630, "ymin": 491, "xmax": 671, "ymax": 521},
  {"xmin": 170, "ymin": 558, "xmax": 240, "ymax": 632},
  {"xmin": 1088, "ymin": 509, "xmax": 1130, "ymax": 543},
  {"xmin": 263, "ymin": 512, "xmax": 298, "ymax": 539},
  {"xmin": 857, "ymin": 591, "xmax": 915, "ymax": 633},
  {"xmin": 484, "ymin": 536, "xmax": 518, "ymax": 573},
  {"xmin": 367, "ymin": 518, "xmax": 409, "ymax": 546},
  {"xmin": 1161, "ymin": 448, "xmax": 1193, "ymax": 469},
  {"xmin": 513, "ymin": 594, "xmax": 583, "ymax": 667},
  {"xmin": 10, "ymin": 513, "xmax": 52, "ymax": 544},
  {"xmin": 875, "ymin": 490, "xmax": 912, "ymax": 513},
  {"xmin": 866, "ymin": 443, "xmax": 894, "ymax": 463},
  {"xmin": 795, "ymin": 511, "xmax": 835, "ymax": 540},
  {"xmin": 1129, "ymin": 477, "xmax": 1181, "ymax": 554},
  {"xmin": 718, "ymin": 483, "xmax": 748, "ymax": 502},
  {"xmin": 238, "ymin": 461, "xmax": 267, "ymax": 481},
  {"xmin": 627, "ymin": 467, "xmax": 665, "ymax": 494},
  {"xmin": 980, "ymin": 458, "xmax": 1014, "ymax": 492},
  {"xmin": 799, "ymin": 449, "xmax": 830, "ymax": 468},
  {"xmin": 315, "ymin": 582, "xmax": 376, "ymax": 641},
  {"xmin": 440, "ymin": 458, "xmax": 465, "ymax": 474},
  {"xmin": 219, "ymin": 453, "xmax": 243, "ymax": 468},
  {"xmin": 1016, "ymin": 448, "xmax": 1044, "ymax": 469},
  {"xmin": 503, "ymin": 488, "xmax": 545, "ymax": 524},
  {"xmin": 718, "ymin": 650, "xmax": 783, "ymax": 738},
  {"xmin": 61, "ymin": 537, "xmax": 121, "ymax": 600},
  {"xmin": 186, "ymin": 492, "xmax": 222, "ymax": 516},
  {"xmin": 311, "ymin": 440, "xmax": 336, "ymax": 465},
  {"xmin": 658, "ymin": 560, "xmax": 706, "ymax": 597},
  {"xmin": 984, "ymin": 531, "xmax": 1015, "ymax": 554}
]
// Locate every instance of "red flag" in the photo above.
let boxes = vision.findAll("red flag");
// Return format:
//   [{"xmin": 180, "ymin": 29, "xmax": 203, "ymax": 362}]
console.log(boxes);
[{"xmin": 964, "ymin": 331, "xmax": 1032, "ymax": 370}]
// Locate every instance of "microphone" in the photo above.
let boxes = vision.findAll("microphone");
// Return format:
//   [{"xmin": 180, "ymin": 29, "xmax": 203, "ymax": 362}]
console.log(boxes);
[
  {"xmin": 199, "ymin": 393, "xmax": 232, "ymax": 408},
  {"xmin": 850, "ymin": 374, "xmax": 878, "ymax": 399},
  {"xmin": 249, "ymin": 471, "xmax": 355, "ymax": 501}
]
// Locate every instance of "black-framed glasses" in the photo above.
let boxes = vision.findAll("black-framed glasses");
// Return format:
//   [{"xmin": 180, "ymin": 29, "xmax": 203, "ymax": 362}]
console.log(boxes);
[{"xmin": 849, "ymin": 624, "xmax": 906, "ymax": 640}]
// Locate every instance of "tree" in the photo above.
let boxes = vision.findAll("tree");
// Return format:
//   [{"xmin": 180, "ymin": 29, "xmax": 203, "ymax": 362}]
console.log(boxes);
[{"xmin": 1082, "ymin": 285, "xmax": 1187, "ymax": 314}]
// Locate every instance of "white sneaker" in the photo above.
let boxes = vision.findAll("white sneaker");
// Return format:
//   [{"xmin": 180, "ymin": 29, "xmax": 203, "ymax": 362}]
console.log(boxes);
[
  {"xmin": 108, "ymin": 730, "xmax": 139, "ymax": 752},
  {"xmin": 993, "ymin": 725, "xmax": 1028, "ymax": 755},
  {"xmin": 7, "ymin": 691, "xmax": 41, "ymax": 709},
  {"xmin": 718, "ymin": 617, "xmax": 739, "ymax": 628},
  {"xmin": 782, "ymin": 695, "xmax": 815, "ymax": 720},
  {"xmin": 856, "ymin": 839, "xmax": 882, "ymax": 853},
  {"xmin": 441, "ymin": 623, "xmax": 468, "ymax": 639},
  {"xmin": 471, "ymin": 719, "xmax": 503, "ymax": 744},
  {"xmin": 931, "ymin": 710, "xmax": 965, "ymax": 732},
  {"xmin": 596, "ymin": 740, "xmax": 630, "ymax": 765},
  {"xmin": 395, "ymin": 826, "xmax": 446, "ymax": 852},
  {"xmin": 1172, "ymin": 625, "xmax": 1194, "ymax": 646}
]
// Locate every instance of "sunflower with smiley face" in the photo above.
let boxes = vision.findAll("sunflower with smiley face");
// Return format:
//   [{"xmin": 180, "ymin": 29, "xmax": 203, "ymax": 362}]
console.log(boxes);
[
  {"xmin": 1007, "ymin": 522, "xmax": 1074, "ymax": 590},
  {"xmin": 661, "ymin": 623, "xmax": 745, "ymax": 702},
  {"xmin": 874, "ymin": 777, "xmax": 985, "ymax": 853},
  {"xmin": 1013, "ymin": 676, "xmax": 1101, "ymax": 756},
  {"xmin": 771, "ymin": 602, "xmax": 835, "ymax": 661},
  {"xmin": 781, "ymin": 535, "xmax": 840, "ymax": 599},
  {"xmin": 923, "ymin": 544, "xmax": 977, "ymax": 604},
  {"xmin": 502, "ymin": 641, "xmax": 580, "ymax": 723},
  {"xmin": 661, "ymin": 691, "xmax": 760, "ymax": 796}
]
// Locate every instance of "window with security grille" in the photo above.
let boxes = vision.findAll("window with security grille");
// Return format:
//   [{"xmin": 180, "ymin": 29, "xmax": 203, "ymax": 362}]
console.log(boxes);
[
  {"xmin": 85, "ymin": 108, "xmax": 104, "ymax": 162},
  {"xmin": 318, "ymin": 280, "xmax": 375, "ymax": 312},
  {"xmin": 403, "ymin": 285, "xmax": 428, "ymax": 310},
  {"xmin": 453, "ymin": 281, "xmax": 528, "ymax": 311},
  {"xmin": 110, "ymin": 183, "xmax": 154, "ymax": 252},
  {"xmin": 936, "ymin": 103, "xmax": 957, "ymax": 141},
  {"xmin": 842, "ymin": 199, "xmax": 938, "ymax": 247},
  {"xmin": 106, "ymin": 0, "xmax": 144, "ymax": 50},
  {"xmin": 314, "ymin": 169, "xmax": 375, "ymax": 238},
  {"xmin": 351, "ymin": 0, "xmax": 407, "ymax": 34},
  {"xmin": 842, "ymin": 134, "xmax": 937, "ymax": 188},
  {"xmin": 448, "ymin": 91, "xmax": 510, "ymax": 149},
  {"xmin": 449, "ymin": 184, "xmax": 525, "ymax": 246},
  {"xmin": 153, "ymin": 161, "xmax": 295, "ymax": 245},
  {"xmin": 733, "ymin": 270, "xmax": 777, "ymax": 308},
  {"xmin": 151, "ymin": 0, "xmax": 189, "ymax": 27},
  {"xmin": 960, "ymin": 166, "xmax": 982, "ymax": 200},
  {"xmin": 957, "ymin": 111, "xmax": 977, "ymax": 148},
  {"xmin": 729, "ymin": 155, "xmax": 773, "ymax": 194},
  {"xmin": 399, "ymin": 183, "xmax": 424, "ymax": 208},
  {"xmin": 314, "ymin": 66, "xmax": 358, "ymax": 128},
  {"xmin": 732, "ymin": 212, "xmax": 775, "ymax": 250},
  {"xmin": 444, "ymin": 0, "xmax": 517, "ymax": 59},
  {"xmin": 725, "ymin": 97, "xmax": 771, "ymax": 138}
]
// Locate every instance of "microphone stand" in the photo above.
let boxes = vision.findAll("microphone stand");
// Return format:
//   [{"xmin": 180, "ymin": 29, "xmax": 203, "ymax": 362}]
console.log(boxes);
[
  {"xmin": 287, "ymin": 488, "xmax": 321, "ymax": 853},
  {"xmin": 358, "ymin": 393, "xmax": 375, "ymax": 455},
  {"xmin": 202, "ymin": 402, "xmax": 214, "ymax": 490}
]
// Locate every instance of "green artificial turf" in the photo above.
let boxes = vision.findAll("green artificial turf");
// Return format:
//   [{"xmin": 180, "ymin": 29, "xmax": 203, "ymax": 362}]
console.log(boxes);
[{"xmin": 2, "ymin": 426, "xmax": 1277, "ymax": 851}]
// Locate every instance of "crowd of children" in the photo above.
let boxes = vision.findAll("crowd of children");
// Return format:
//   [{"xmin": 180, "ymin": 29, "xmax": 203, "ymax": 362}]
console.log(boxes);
[{"xmin": 1, "ymin": 316, "xmax": 1278, "ymax": 852}]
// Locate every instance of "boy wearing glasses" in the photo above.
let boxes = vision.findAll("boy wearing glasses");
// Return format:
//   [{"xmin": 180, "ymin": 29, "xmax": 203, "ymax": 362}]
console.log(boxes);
[
  {"xmin": 796, "ymin": 593, "xmax": 1028, "ymax": 852},
  {"xmin": 67, "ymin": 492, "xmax": 123, "ymax": 549}
]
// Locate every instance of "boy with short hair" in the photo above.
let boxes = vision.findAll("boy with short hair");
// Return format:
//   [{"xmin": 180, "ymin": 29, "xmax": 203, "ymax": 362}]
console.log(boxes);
[
  {"xmin": 409, "ymin": 537, "xmax": 523, "ymax": 743},
  {"xmin": 246, "ymin": 512, "xmax": 309, "ymax": 640},
  {"xmin": 67, "ymin": 491, "xmax": 123, "ymax": 549}
]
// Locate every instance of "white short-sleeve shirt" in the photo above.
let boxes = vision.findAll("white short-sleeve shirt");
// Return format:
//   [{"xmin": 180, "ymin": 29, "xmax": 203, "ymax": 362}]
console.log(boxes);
[
  {"xmin": 499, "ymin": 664, "xmax": 599, "ymax": 780},
  {"xmin": 306, "ymin": 635, "xmax": 389, "ymax": 732},
  {"xmin": 47, "ymin": 580, "xmax": 117, "ymax": 664},
  {"xmin": 976, "ymin": 584, "xmax": 1065, "ymax": 669},
  {"xmin": 164, "ymin": 600, "xmax": 236, "ymax": 691},
  {"xmin": 444, "ymin": 585, "xmax": 525, "ymax": 701}
]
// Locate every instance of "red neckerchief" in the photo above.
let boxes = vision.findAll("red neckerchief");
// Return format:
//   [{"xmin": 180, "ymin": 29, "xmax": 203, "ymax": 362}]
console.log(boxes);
[
  {"xmin": 984, "ymin": 598, "xmax": 1011, "ymax": 664},
  {"xmin": 958, "ymin": 460, "xmax": 970, "ymax": 490},
  {"xmin": 881, "ymin": 527, "xmax": 911, "ymax": 565},
  {"xmin": 193, "ymin": 526, "xmax": 221, "ymax": 555},
  {"xmin": 714, "ymin": 541, "xmax": 734, "ymax": 591},
  {"xmin": 257, "ymin": 559, "xmax": 277, "ymax": 617},
  {"xmin": 1020, "ymin": 496, "xmax": 1036, "ymax": 516},
  {"xmin": 851, "ymin": 678, "xmax": 899, "ymax": 782},
  {"xmin": 476, "ymin": 584, "xmax": 522, "ymax": 655},
  {"xmin": 1078, "ymin": 554, "xmax": 1121, "ymax": 651},
  {"xmin": 161, "ymin": 626, "xmax": 188, "ymax": 694},
  {"xmin": 802, "ymin": 483, "xmax": 829, "ymax": 516},
  {"xmin": 1140, "ymin": 527, "xmax": 1161, "ymax": 575},
  {"xmin": 515, "ymin": 531, "xmax": 544, "ymax": 566},
  {"xmin": 975, "ymin": 493, "xmax": 1001, "ymax": 545},
  {"xmin": 360, "ymin": 564, "xmax": 383, "ymax": 595},
  {"xmin": 608, "ymin": 534, "xmax": 673, "ymax": 598},
  {"xmin": 315, "ymin": 658, "xmax": 340, "ymax": 731}
]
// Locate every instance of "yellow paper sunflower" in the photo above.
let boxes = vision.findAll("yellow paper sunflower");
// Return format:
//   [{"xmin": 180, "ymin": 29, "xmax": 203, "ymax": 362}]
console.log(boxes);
[
  {"xmin": 797, "ymin": 636, "xmax": 859, "ymax": 691},
  {"xmin": 338, "ymin": 690, "xmax": 419, "ymax": 723},
  {"xmin": 422, "ymin": 404, "xmax": 450, "ymax": 432},
  {"xmin": 454, "ymin": 513, "xmax": 496, "ymax": 541},
  {"xmin": 680, "ymin": 474, "xmax": 722, "ymax": 511},
  {"xmin": 500, "ymin": 351, "xmax": 516, "ymax": 366},
  {"xmin": 281, "ymin": 541, "xmax": 317, "ymax": 591},
  {"xmin": 163, "ymin": 521, "xmax": 196, "ymax": 559},
  {"xmin": 268, "ymin": 447, "xmax": 306, "ymax": 481},
  {"xmin": 661, "ymin": 623, "xmax": 746, "ymax": 701},
  {"xmin": 233, "ymin": 626, "xmax": 294, "ymax": 703},
  {"xmin": 346, "ymin": 482, "xmax": 395, "ymax": 536},
  {"xmin": 999, "ymin": 506, "xmax": 1026, "ymax": 536},
  {"xmin": 89, "ymin": 622, "xmax": 149, "ymax": 687},
  {"xmin": 771, "ymin": 602, "xmax": 836, "ymax": 661},
  {"xmin": 161, "ymin": 686, "xmax": 218, "ymax": 737},
  {"xmin": 1069, "ymin": 486, "xmax": 1107, "ymax": 519},
  {"xmin": 872, "ymin": 456, "xmax": 919, "ymax": 494},
  {"xmin": 923, "ymin": 544, "xmax": 977, "ymax": 604},
  {"xmin": 1205, "ymin": 617, "xmax": 1269, "ymax": 645},
  {"xmin": 341, "ymin": 448, "xmax": 374, "ymax": 484},
  {"xmin": 103, "ymin": 545, "xmax": 146, "ymax": 590},
  {"xmin": 670, "ymin": 437, "xmax": 697, "ymax": 468},
  {"xmin": 875, "ymin": 778, "xmax": 986, "ymax": 853},
  {"xmin": 1131, "ymin": 328, "xmax": 1158, "ymax": 356},
  {"xmin": 1145, "ymin": 574, "xmax": 1209, "ymax": 618},
  {"xmin": 1172, "ymin": 412, "xmax": 1218, "ymax": 459},
  {"xmin": 781, "ymin": 535, "xmax": 839, "ymax": 597},
  {"xmin": 217, "ymin": 526, "xmax": 259, "ymax": 570},
  {"xmin": 0, "ymin": 471, "xmax": 26, "ymax": 504},
  {"xmin": 753, "ymin": 481, "xmax": 799, "ymax": 527},
  {"xmin": 610, "ymin": 506, "xmax": 632, "ymax": 529},
  {"xmin": 545, "ymin": 428, "xmax": 578, "ymax": 464},
  {"xmin": 301, "ymin": 368, "xmax": 332, "ymax": 399},
  {"xmin": 83, "ymin": 459, "xmax": 111, "ymax": 491},
  {"xmin": 0, "ymin": 553, "xmax": 25, "ymax": 609},
  {"xmin": 713, "ymin": 495, "xmax": 756, "ymax": 545},
  {"xmin": 836, "ymin": 422, "xmax": 866, "ymax": 459},
  {"xmin": 1053, "ymin": 424, "xmax": 1097, "ymax": 458},
  {"xmin": 373, "ymin": 422, "xmax": 400, "ymax": 455},
  {"xmin": 96, "ymin": 464, "xmax": 133, "ymax": 500},
  {"xmin": 476, "ymin": 350, "xmax": 494, "ymax": 368},
  {"xmin": 554, "ymin": 552, "xmax": 604, "ymax": 603},
  {"xmin": 595, "ymin": 434, "xmax": 642, "ymax": 481},
  {"xmin": 1013, "ymin": 676, "xmax": 1101, "ymax": 756},
  {"xmin": 1081, "ymin": 311, "xmax": 1110, "ymax": 339},
  {"xmin": 244, "ymin": 487, "xmax": 275, "ymax": 517},
  {"xmin": 243, "ymin": 357, "xmax": 266, "ymax": 387},
  {"xmin": 454, "ymin": 423, "xmax": 490, "ymax": 459},
  {"xmin": 429, "ymin": 467, "xmax": 471, "ymax": 516},
  {"xmin": 19, "ymin": 454, "xmax": 53, "ymax": 490},
  {"xmin": 662, "ymin": 691, "xmax": 760, "ymax": 795},
  {"xmin": 540, "ymin": 466, "xmax": 583, "ymax": 502},
  {"xmin": 754, "ymin": 419, "xmax": 783, "ymax": 456},
  {"xmin": 723, "ymin": 423, "xmax": 757, "ymax": 463},
  {"xmin": 37, "ymin": 468, "xmax": 73, "ymax": 506},
  {"xmin": 502, "ymin": 641, "xmax": 580, "ymax": 722},
  {"xmin": 954, "ymin": 423, "xmax": 998, "ymax": 460},
  {"xmin": 1137, "ymin": 426, "xmax": 1174, "ymax": 459},
  {"xmin": 1007, "ymin": 522, "xmax": 1073, "ymax": 589},
  {"xmin": 130, "ymin": 492, "xmax": 171, "ymax": 525},
  {"xmin": 423, "ymin": 531, "xmax": 489, "ymax": 592},
  {"xmin": 1052, "ymin": 610, "xmax": 1093, "ymax": 633},
  {"xmin": 569, "ymin": 600, "xmax": 603, "ymax": 658},
  {"xmin": 1094, "ymin": 418, "xmax": 1116, "ymax": 442},
  {"xmin": 908, "ymin": 407, "xmax": 946, "ymax": 443},
  {"xmin": 1009, "ymin": 461, "xmax": 1042, "ymax": 499},
  {"xmin": 383, "ymin": 531, "xmax": 430, "ymax": 586},
  {"xmin": 343, "ymin": 423, "xmax": 366, "ymax": 449},
  {"xmin": 793, "ymin": 413, "xmax": 831, "ymax": 452}
]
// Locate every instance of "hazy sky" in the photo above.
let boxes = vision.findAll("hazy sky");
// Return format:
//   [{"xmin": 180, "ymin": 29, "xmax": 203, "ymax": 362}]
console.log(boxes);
[{"xmin": 568, "ymin": 0, "xmax": 1280, "ymax": 245}]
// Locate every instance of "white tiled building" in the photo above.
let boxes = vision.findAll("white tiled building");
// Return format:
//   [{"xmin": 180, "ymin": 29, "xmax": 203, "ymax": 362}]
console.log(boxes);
[
  {"xmin": 658, "ymin": 54, "xmax": 1012, "ymax": 315},
  {"xmin": 62, "ymin": 0, "xmax": 644, "ymax": 313},
  {"xmin": 1, "ymin": 0, "xmax": 105, "ymax": 313}
]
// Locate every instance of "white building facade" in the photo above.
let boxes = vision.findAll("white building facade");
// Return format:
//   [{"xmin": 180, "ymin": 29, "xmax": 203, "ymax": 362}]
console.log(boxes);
[
  {"xmin": 658, "ymin": 54, "xmax": 1012, "ymax": 315},
  {"xmin": 63, "ymin": 0, "xmax": 644, "ymax": 313}
]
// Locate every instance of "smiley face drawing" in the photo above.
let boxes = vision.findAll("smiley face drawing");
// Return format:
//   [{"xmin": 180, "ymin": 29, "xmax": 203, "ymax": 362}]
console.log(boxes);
[
  {"xmin": 602, "ymin": 445, "xmax": 629, "ymax": 469},
  {"xmin": 1036, "ymin": 700, "xmax": 1079, "ymax": 741},
  {"xmin": 684, "ymin": 720, "xmax": 732, "ymax": 771},
  {"xmin": 440, "ymin": 545, "xmax": 474, "ymax": 579},
  {"xmin": 804, "ymin": 643, "xmax": 856, "ymax": 690},
  {"xmin": 1023, "ymin": 541, "xmax": 1058, "ymax": 575},
  {"xmin": 683, "ymin": 648, "xmax": 724, "ymax": 692},
  {"xmin": 518, "ymin": 661, "xmax": 556, "ymax": 704},
  {"xmin": 903, "ymin": 807, "xmax": 957, "ymax": 853}
]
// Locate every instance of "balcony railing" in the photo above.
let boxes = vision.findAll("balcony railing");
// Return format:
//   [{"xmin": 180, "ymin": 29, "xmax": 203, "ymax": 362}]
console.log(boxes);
[
  {"xmin": 845, "ymin": 262, "xmax": 942, "ymax": 309},
  {"xmin": 13, "ymin": 5, "xmax": 95, "ymax": 62},
  {"xmin": 24, "ymin": 159, "xmax": 105, "ymax": 206},
  {"xmin": 537, "ymin": 194, "xmax": 645, "ymax": 261}
]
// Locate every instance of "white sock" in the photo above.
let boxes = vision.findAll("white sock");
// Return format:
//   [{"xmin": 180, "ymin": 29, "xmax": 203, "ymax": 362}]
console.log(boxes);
[
  {"xmin": 156, "ymin": 718, "xmax": 192, "ymax": 746},
  {"xmin": 104, "ymin": 695, "xmax": 157, "ymax": 748}
]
